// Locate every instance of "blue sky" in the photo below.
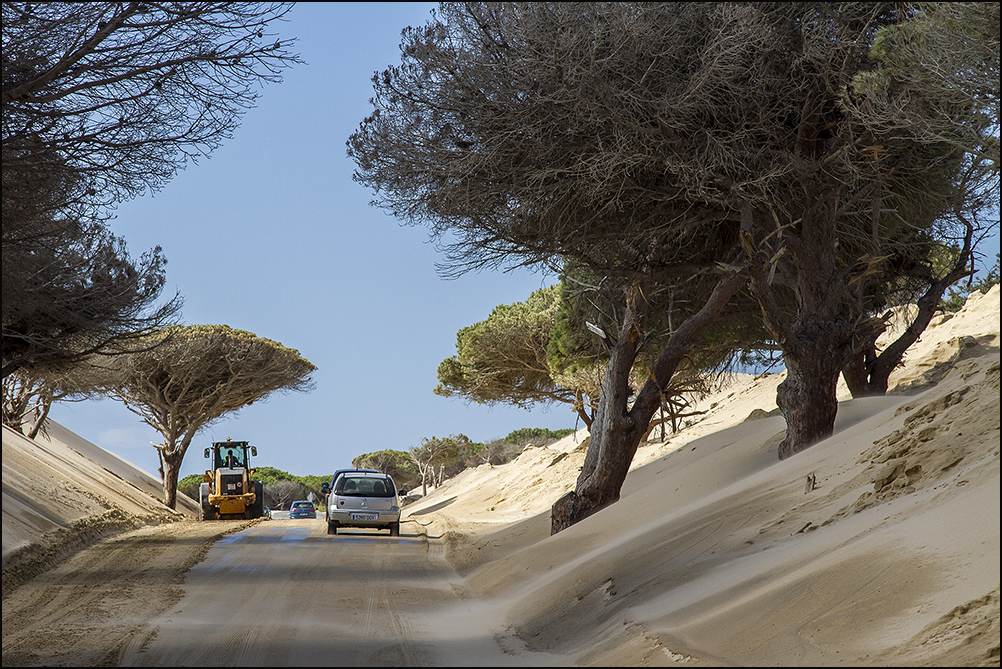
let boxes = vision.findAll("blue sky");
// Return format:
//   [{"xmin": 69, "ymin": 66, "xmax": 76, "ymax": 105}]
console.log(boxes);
[
  {"xmin": 50, "ymin": 2, "xmax": 571, "ymax": 480},
  {"xmin": 48, "ymin": 2, "xmax": 999, "ymax": 482}
]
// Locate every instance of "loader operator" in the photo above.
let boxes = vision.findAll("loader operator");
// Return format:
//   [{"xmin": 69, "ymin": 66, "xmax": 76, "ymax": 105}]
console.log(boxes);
[{"xmin": 225, "ymin": 449, "xmax": 237, "ymax": 468}]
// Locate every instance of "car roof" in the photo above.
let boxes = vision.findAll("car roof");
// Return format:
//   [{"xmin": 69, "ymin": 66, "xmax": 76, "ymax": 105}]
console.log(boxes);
[
  {"xmin": 292, "ymin": 500, "xmax": 313, "ymax": 504},
  {"xmin": 339, "ymin": 471, "xmax": 391, "ymax": 479},
  {"xmin": 331, "ymin": 468, "xmax": 378, "ymax": 478},
  {"xmin": 332, "ymin": 469, "xmax": 380, "ymax": 479}
]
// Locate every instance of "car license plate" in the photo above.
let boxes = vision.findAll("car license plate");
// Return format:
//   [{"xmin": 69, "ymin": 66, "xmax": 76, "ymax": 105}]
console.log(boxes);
[{"xmin": 350, "ymin": 513, "xmax": 378, "ymax": 521}]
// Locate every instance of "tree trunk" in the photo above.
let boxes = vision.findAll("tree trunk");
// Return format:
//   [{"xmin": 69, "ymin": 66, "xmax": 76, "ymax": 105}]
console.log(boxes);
[
  {"xmin": 741, "ymin": 195, "xmax": 860, "ymax": 458},
  {"xmin": 159, "ymin": 430, "xmax": 195, "ymax": 510},
  {"xmin": 161, "ymin": 447, "xmax": 182, "ymax": 510},
  {"xmin": 25, "ymin": 396, "xmax": 51, "ymax": 439},
  {"xmin": 841, "ymin": 348, "xmax": 874, "ymax": 397},
  {"xmin": 842, "ymin": 221, "xmax": 974, "ymax": 398},
  {"xmin": 776, "ymin": 238, "xmax": 857, "ymax": 457},
  {"xmin": 775, "ymin": 315, "xmax": 852, "ymax": 458},
  {"xmin": 551, "ymin": 272, "xmax": 744, "ymax": 534},
  {"xmin": 551, "ymin": 306, "xmax": 643, "ymax": 533},
  {"xmin": 574, "ymin": 390, "xmax": 594, "ymax": 430}
]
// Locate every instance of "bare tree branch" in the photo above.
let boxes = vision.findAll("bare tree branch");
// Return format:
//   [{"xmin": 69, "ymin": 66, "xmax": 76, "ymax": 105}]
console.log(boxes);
[
  {"xmin": 2, "ymin": 2, "xmax": 302, "ymax": 210},
  {"xmin": 3, "ymin": 2, "xmax": 302, "ymax": 379}
]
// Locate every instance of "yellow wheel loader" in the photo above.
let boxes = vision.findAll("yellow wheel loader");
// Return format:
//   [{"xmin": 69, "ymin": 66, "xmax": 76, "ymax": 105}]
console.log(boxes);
[{"xmin": 199, "ymin": 438, "xmax": 265, "ymax": 520}]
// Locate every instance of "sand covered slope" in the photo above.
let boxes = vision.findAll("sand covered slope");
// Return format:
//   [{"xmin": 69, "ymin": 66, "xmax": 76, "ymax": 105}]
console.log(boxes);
[
  {"xmin": 2, "ymin": 419, "xmax": 199, "ymax": 589},
  {"xmin": 403, "ymin": 285, "xmax": 1000, "ymax": 666},
  {"xmin": 2, "ymin": 285, "xmax": 999, "ymax": 666}
]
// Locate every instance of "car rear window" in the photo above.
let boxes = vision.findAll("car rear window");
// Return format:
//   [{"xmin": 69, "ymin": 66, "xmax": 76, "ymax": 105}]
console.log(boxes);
[
  {"xmin": 292, "ymin": 502, "xmax": 313, "ymax": 509},
  {"xmin": 328, "ymin": 468, "xmax": 379, "ymax": 488},
  {"xmin": 335, "ymin": 476, "xmax": 395, "ymax": 497}
]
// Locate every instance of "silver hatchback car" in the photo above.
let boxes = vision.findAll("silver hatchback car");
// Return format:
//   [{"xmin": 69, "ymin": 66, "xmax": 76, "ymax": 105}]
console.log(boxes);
[{"xmin": 325, "ymin": 471, "xmax": 401, "ymax": 536}]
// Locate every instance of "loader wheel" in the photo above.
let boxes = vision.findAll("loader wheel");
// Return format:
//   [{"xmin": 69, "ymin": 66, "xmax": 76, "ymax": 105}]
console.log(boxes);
[
  {"xmin": 199, "ymin": 483, "xmax": 215, "ymax": 521},
  {"xmin": 251, "ymin": 481, "xmax": 265, "ymax": 519}
]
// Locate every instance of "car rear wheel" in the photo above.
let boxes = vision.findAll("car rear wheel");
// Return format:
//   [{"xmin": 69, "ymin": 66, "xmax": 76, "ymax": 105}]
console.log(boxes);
[
  {"xmin": 389, "ymin": 523, "xmax": 399, "ymax": 537},
  {"xmin": 327, "ymin": 520, "xmax": 337, "ymax": 535}
]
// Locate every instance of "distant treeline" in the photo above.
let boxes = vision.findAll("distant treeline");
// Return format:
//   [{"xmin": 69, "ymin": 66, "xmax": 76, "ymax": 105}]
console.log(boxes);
[{"xmin": 177, "ymin": 426, "xmax": 577, "ymax": 507}]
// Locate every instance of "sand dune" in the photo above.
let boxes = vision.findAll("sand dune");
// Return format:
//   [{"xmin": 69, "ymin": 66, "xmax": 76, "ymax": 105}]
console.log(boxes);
[{"xmin": 3, "ymin": 285, "xmax": 999, "ymax": 666}]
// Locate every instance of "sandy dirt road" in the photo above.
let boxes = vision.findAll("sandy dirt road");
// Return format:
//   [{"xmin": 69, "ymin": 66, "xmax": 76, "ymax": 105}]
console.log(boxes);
[{"xmin": 2, "ymin": 517, "xmax": 547, "ymax": 667}]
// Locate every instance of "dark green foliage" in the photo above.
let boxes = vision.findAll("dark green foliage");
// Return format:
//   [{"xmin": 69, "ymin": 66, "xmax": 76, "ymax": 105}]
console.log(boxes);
[
  {"xmin": 436, "ymin": 284, "xmax": 568, "ymax": 408},
  {"xmin": 297, "ymin": 475, "xmax": 328, "ymax": 501},
  {"xmin": 501, "ymin": 427, "xmax": 576, "ymax": 446},
  {"xmin": 251, "ymin": 465, "xmax": 297, "ymax": 484},
  {"xmin": 352, "ymin": 449, "xmax": 421, "ymax": 490},
  {"xmin": 244, "ymin": 466, "xmax": 326, "ymax": 503},
  {"xmin": 545, "ymin": 275, "xmax": 599, "ymax": 377},
  {"xmin": 177, "ymin": 473, "xmax": 202, "ymax": 501},
  {"xmin": 548, "ymin": 266, "xmax": 777, "ymax": 389}
]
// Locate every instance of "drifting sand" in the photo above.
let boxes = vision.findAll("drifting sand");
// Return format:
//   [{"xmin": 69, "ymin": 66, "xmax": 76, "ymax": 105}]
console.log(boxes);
[{"xmin": 3, "ymin": 285, "xmax": 999, "ymax": 666}]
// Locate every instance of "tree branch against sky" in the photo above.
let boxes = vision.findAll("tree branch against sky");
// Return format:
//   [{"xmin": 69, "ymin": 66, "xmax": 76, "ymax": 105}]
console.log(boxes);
[
  {"xmin": 2, "ymin": 2, "xmax": 302, "ymax": 213},
  {"xmin": 434, "ymin": 284, "xmax": 597, "ymax": 427},
  {"xmin": 90, "ymin": 324, "xmax": 316, "ymax": 509},
  {"xmin": 351, "ymin": 2, "xmax": 753, "ymax": 531},
  {"xmin": 2, "ymin": 2, "xmax": 302, "ymax": 381},
  {"xmin": 1, "ymin": 208, "xmax": 182, "ymax": 379},
  {"xmin": 349, "ymin": 2, "xmax": 992, "ymax": 531}
]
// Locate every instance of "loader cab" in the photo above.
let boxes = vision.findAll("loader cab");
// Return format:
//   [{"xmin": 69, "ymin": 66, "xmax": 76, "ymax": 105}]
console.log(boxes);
[
  {"xmin": 204, "ymin": 439, "xmax": 257, "ymax": 470},
  {"xmin": 215, "ymin": 446, "xmax": 245, "ymax": 470}
]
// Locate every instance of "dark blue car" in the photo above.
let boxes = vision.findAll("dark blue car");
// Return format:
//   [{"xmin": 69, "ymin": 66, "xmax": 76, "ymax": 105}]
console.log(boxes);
[{"xmin": 289, "ymin": 500, "xmax": 316, "ymax": 519}]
